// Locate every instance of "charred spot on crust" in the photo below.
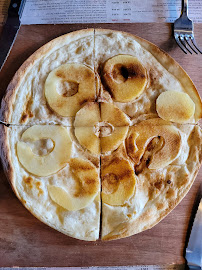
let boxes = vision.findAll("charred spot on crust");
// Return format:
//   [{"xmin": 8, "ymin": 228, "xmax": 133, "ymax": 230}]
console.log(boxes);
[
  {"xmin": 36, "ymin": 181, "xmax": 43, "ymax": 196},
  {"xmin": 23, "ymin": 176, "xmax": 33, "ymax": 184},
  {"xmin": 23, "ymin": 176, "xmax": 33, "ymax": 188},
  {"xmin": 167, "ymin": 180, "xmax": 172, "ymax": 184},
  {"xmin": 20, "ymin": 113, "xmax": 28, "ymax": 123},
  {"xmin": 154, "ymin": 180, "xmax": 163, "ymax": 190},
  {"xmin": 166, "ymin": 188, "xmax": 175, "ymax": 199},
  {"xmin": 20, "ymin": 95, "xmax": 34, "ymax": 123},
  {"xmin": 156, "ymin": 202, "xmax": 164, "ymax": 210},
  {"xmin": 20, "ymin": 111, "xmax": 34, "ymax": 123}
]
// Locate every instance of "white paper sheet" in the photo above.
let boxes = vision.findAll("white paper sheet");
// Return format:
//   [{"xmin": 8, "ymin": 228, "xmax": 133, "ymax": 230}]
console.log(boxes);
[{"xmin": 1, "ymin": 0, "xmax": 202, "ymax": 24}]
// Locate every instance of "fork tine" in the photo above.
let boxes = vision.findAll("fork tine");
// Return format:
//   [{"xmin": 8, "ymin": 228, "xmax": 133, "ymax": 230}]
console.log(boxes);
[
  {"xmin": 179, "ymin": 35, "xmax": 192, "ymax": 54},
  {"xmin": 191, "ymin": 38, "xmax": 202, "ymax": 54},
  {"xmin": 185, "ymin": 36, "xmax": 198, "ymax": 54},
  {"xmin": 175, "ymin": 35, "xmax": 188, "ymax": 54}
]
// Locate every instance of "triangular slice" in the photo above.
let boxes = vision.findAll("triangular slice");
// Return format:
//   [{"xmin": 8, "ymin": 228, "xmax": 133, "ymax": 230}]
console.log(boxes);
[
  {"xmin": 0, "ymin": 29, "xmax": 96, "ymax": 126},
  {"xmin": 101, "ymin": 121, "xmax": 202, "ymax": 240},
  {"xmin": 1, "ymin": 124, "xmax": 101, "ymax": 241}
]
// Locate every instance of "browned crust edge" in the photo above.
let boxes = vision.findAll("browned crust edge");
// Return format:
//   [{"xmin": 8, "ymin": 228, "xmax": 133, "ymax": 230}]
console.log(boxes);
[
  {"xmin": 0, "ymin": 125, "xmax": 19, "ymax": 198},
  {"xmin": 0, "ymin": 28, "xmax": 94, "ymax": 124},
  {"xmin": 95, "ymin": 29, "xmax": 202, "ymax": 122}
]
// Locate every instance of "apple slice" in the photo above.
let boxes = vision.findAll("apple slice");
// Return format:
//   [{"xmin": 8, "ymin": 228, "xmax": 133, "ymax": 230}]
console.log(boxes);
[
  {"xmin": 100, "ymin": 102, "xmax": 130, "ymax": 154},
  {"xmin": 74, "ymin": 102, "xmax": 100, "ymax": 127},
  {"xmin": 100, "ymin": 102, "xmax": 130, "ymax": 126},
  {"xmin": 48, "ymin": 158, "xmax": 100, "ymax": 211},
  {"xmin": 103, "ymin": 55, "xmax": 147, "ymax": 102},
  {"xmin": 75, "ymin": 126, "xmax": 100, "ymax": 155},
  {"xmin": 126, "ymin": 118, "xmax": 182, "ymax": 170},
  {"xmin": 45, "ymin": 63, "xmax": 96, "ymax": 116},
  {"xmin": 156, "ymin": 91, "xmax": 195, "ymax": 123},
  {"xmin": 74, "ymin": 102, "xmax": 130, "ymax": 154},
  {"xmin": 17, "ymin": 125, "xmax": 72, "ymax": 176},
  {"xmin": 102, "ymin": 158, "xmax": 136, "ymax": 206},
  {"xmin": 48, "ymin": 185, "xmax": 97, "ymax": 211},
  {"xmin": 101, "ymin": 126, "xmax": 128, "ymax": 154}
]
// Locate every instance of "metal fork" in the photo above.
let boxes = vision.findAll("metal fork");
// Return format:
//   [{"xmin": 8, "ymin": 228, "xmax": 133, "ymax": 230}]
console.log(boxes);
[{"xmin": 174, "ymin": 0, "xmax": 202, "ymax": 54}]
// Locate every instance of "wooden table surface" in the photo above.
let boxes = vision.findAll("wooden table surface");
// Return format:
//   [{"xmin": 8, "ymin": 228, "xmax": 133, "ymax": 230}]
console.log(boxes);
[{"xmin": 0, "ymin": 23, "xmax": 201, "ymax": 267}]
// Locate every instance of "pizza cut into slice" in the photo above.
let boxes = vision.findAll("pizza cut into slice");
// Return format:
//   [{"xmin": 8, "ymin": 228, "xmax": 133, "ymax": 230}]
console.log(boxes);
[
  {"xmin": 0, "ymin": 29, "xmax": 97, "ymax": 126},
  {"xmin": 0, "ymin": 28, "xmax": 201, "ymax": 242},
  {"xmin": 101, "ymin": 118, "xmax": 202, "ymax": 240},
  {"xmin": 94, "ymin": 29, "xmax": 202, "ymax": 124},
  {"xmin": 1, "ymin": 124, "xmax": 101, "ymax": 241}
]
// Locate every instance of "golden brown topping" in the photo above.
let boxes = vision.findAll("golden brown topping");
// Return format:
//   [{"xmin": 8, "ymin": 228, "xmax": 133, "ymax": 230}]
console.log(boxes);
[
  {"xmin": 48, "ymin": 158, "xmax": 99, "ymax": 211},
  {"xmin": 126, "ymin": 118, "xmax": 182, "ymax": 170},
  {"xmin": 103, "ymin": 55, "xmax": 147, "ymax": 102},
  {"xmin": 135, "ymin": 136, "xmax": 164, "ymax": 174},
  {"xmin": 69, "ymin": 158, "xmax": 99, "ymax": 197},
  {"xmin": 102, "ymin": 158, "xmax": 136, "ymax": 206}
]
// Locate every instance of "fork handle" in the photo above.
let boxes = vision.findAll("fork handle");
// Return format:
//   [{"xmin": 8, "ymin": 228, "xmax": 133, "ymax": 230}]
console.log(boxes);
[{"xmin": 182, "ymin": 0, "xmax": 188, "ymax": 16}]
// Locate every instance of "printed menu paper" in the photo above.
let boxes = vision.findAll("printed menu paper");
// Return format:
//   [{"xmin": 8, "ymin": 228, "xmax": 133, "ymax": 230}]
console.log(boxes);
[{"xmin": 1, "ymin": 0, "xmax": 202, "ymax": 25}]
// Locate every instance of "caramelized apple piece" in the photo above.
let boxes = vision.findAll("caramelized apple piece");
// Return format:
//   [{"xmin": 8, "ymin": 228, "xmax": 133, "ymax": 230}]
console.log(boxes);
[
  {"xmin": 102, "ymin": 158, "xmax": 136, "ymax": 206},
  {"xmin": 126, "ymin": 118, "xmax": 181, "ymax": 170},
  {"xmin": 156, "ymin": 91, "xmax": 195, "ymax": 123},
  {"xmin": 48, "ymin": 158, "xmax": 100, "ymax": 211},
  {"xmin": 103, "ymin": 55, "xmax": 147, "ymax": 102}
]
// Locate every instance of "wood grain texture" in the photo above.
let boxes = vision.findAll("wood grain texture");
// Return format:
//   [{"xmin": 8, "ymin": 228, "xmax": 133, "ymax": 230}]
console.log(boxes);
[{"xmin": 0, "ymin": 23, "xmax": 201, "ymax": 267}]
